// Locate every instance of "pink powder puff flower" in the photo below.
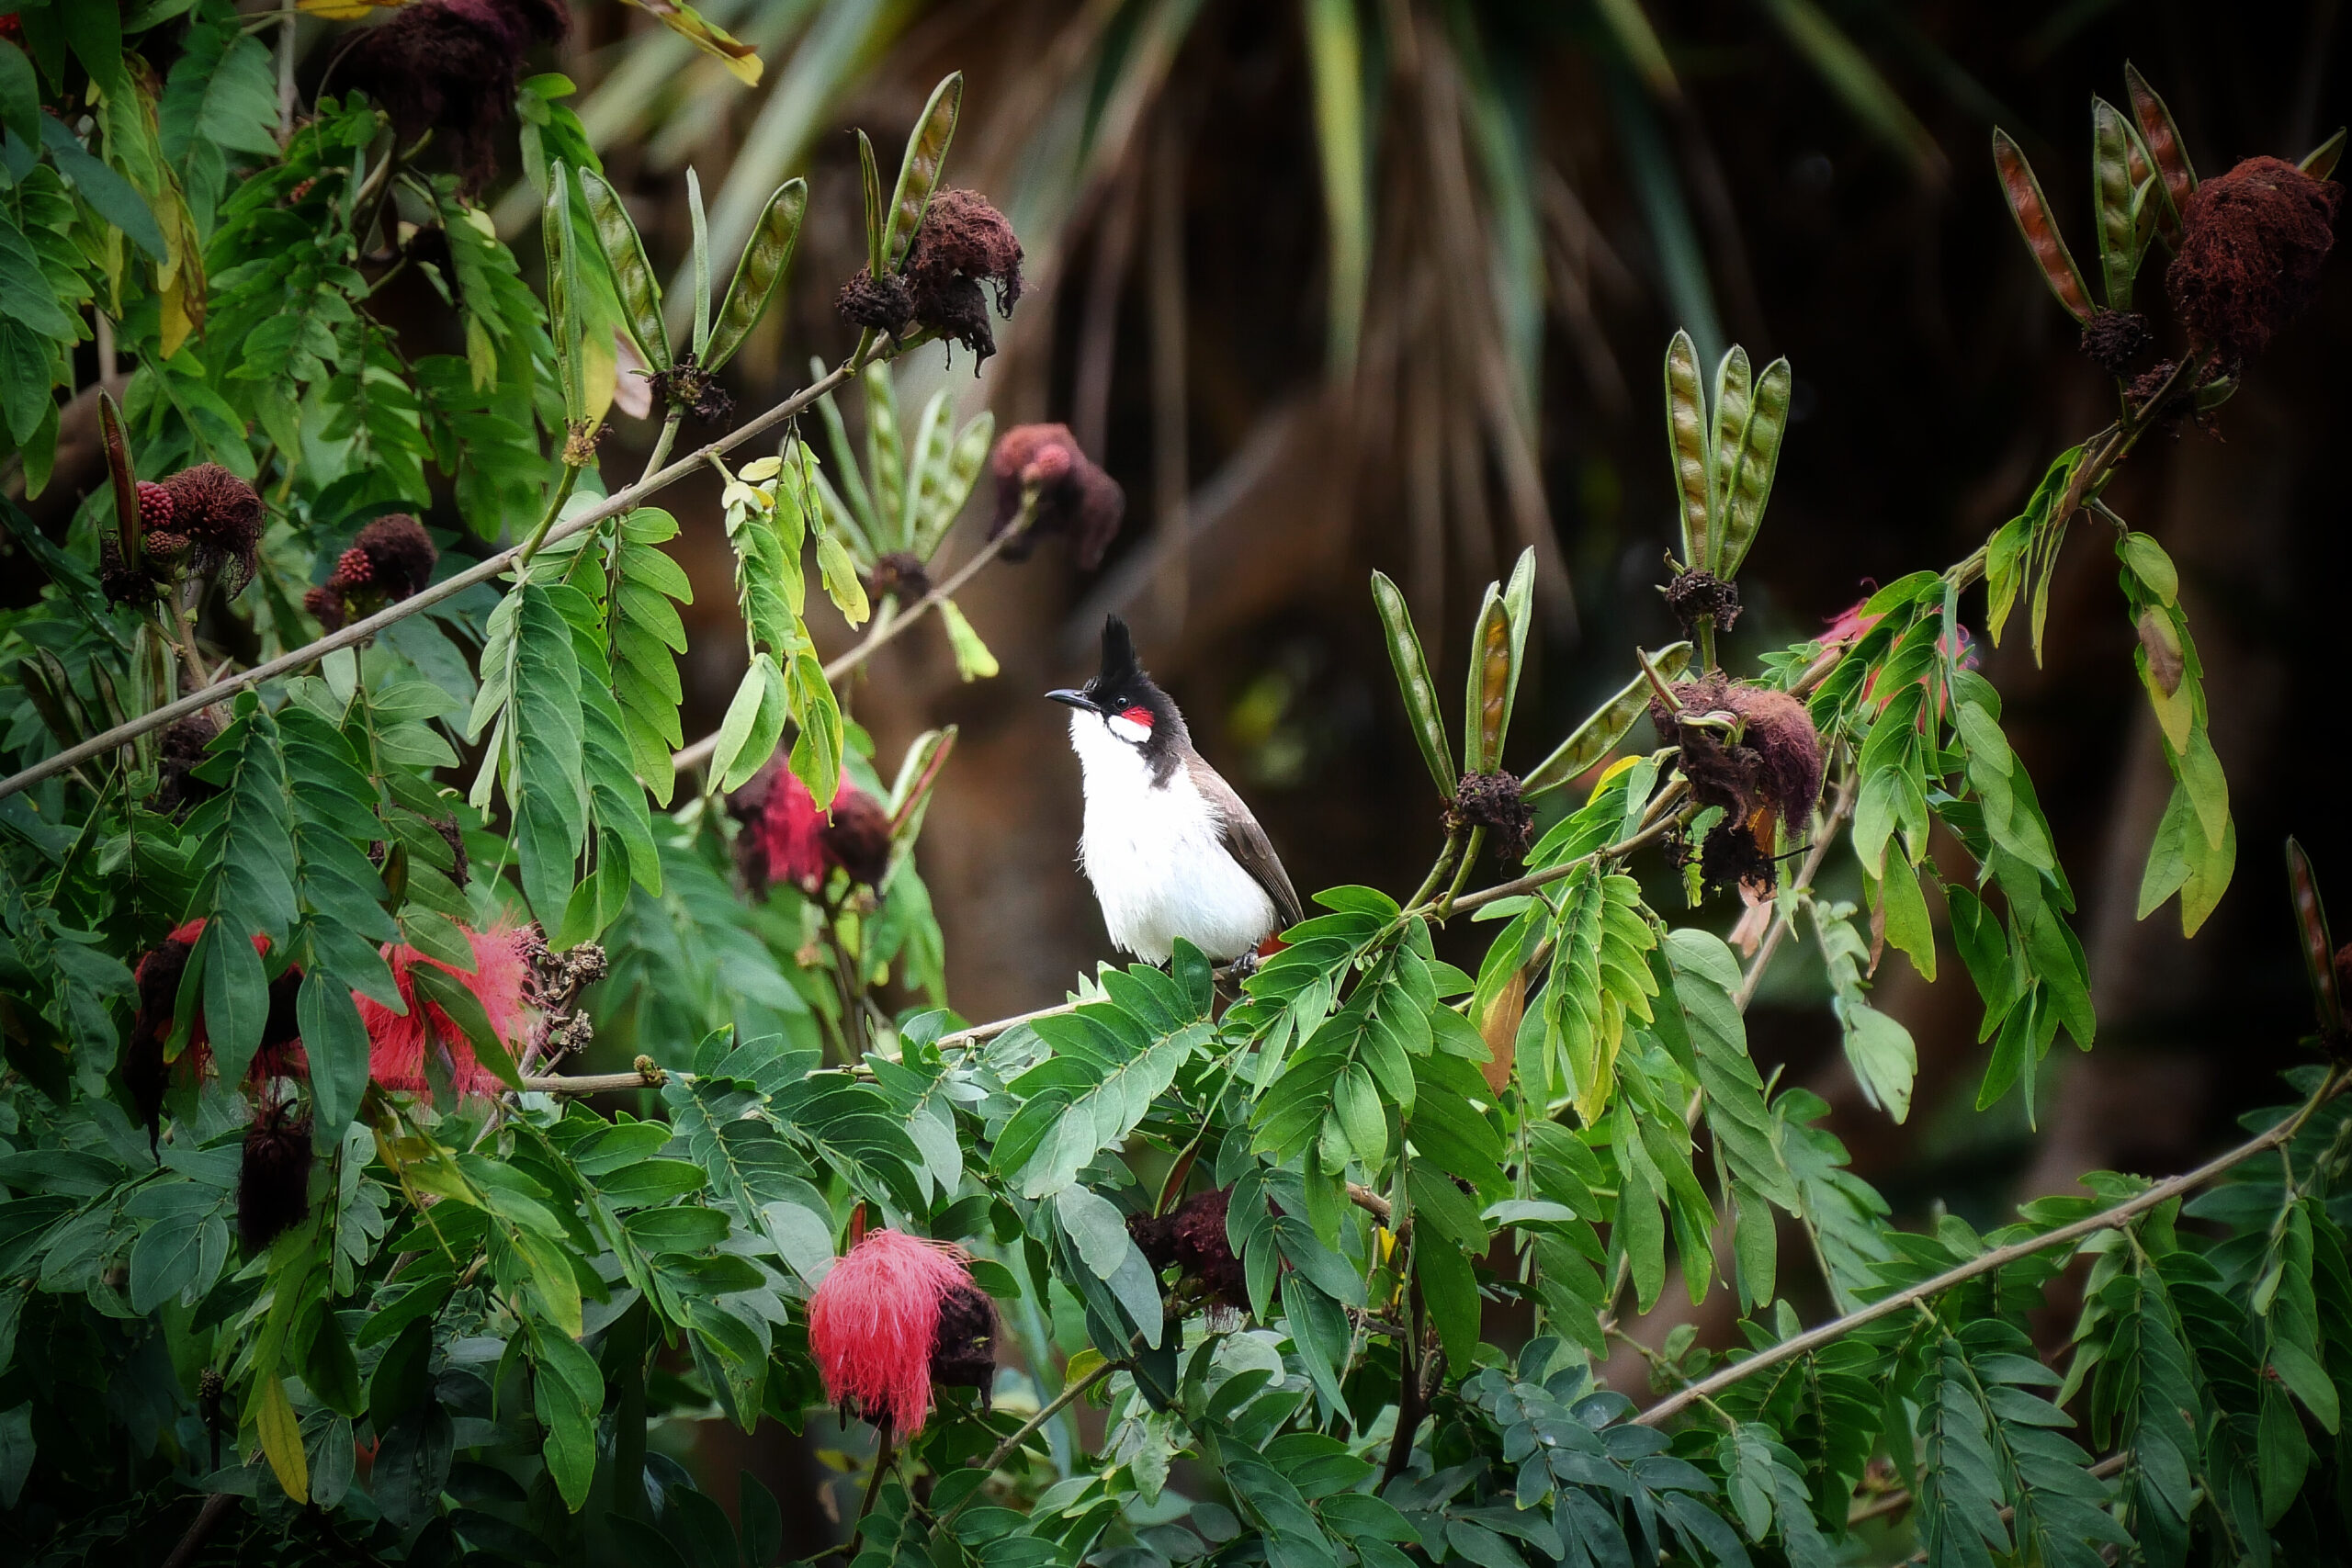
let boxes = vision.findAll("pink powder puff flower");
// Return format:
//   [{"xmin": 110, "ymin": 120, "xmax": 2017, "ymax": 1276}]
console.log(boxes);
[
  {"xmin": 808, "ymin": 1228, "xmax": 996, "ymax": 1433},
  {"xmin": 358, "ymin": 922, "xmax": 533, "ymax": 1095}
]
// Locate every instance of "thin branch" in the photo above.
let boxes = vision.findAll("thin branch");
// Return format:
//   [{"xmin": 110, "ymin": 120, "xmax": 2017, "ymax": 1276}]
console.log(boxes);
[
  {"xmin": 163, "ymin": 1494, "xmax": 240, "ymax": 1568},
  {"xmin": 518, "ymin": 1065, "xmax": 667, "ymax": 1096},
  {"xmin": 0, "ymin": 358, "xmax": 873, "ymax": 803},
  {"xmin": 1634, "ymin": 1070, "xmax": 2347, "ymax": 1427},
  {"xmin": 1733, "ymin": 763, "xmax": 1859, "ymax": 1011},
  {"xmin": 938, "ymin": 1354, "xmax": 1122, "ymax": 1527}
]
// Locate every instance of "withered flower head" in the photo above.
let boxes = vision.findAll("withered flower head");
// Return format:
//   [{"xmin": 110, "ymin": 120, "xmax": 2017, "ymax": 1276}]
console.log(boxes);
[
  {"xmin": 160, "ymin": 464, "xmax": 265, "ymax": 595},
  {"xmin": 309, "ymin": 513, "xmax": 438, "ymax": 630},
  {"xmin": 1664, "ymin": 570, "xmax": 1741, "ymax": 638},
  {"xmin": 237, "ymin": 1100, "xmax": 314, "ymax": 1255},
  {"xmin": 866, "ymin": 551, "xmax": 932, "ymax": 604},
  {"xmin": 989, "ymin": 423, "xmax": 1125, "ymax": 570},
  {"xmin": 2079, "ymin": 308, "xmax": 2153, "ymax": 377},
  {"xmin": 1128, "ymin": 1188, "xmax": 1249, "ymax": 1313},
  {"xmin": 836, "ymin": 189, "xmax": 1024, "ymax": 366},
  {"xmin": 1447, "ymin": 771, "xmax": 1535, "ymax": 864},
  {"xmin": 822, "ymin": 786, "xmax": 894, "ymax": 890},
  {"xmin": 2166, "ymin": 155, "xmax": 2341, "ymax": 361},
  {"xmin": 339, "ymin": 0, "xmax": 573, "ymax": 193},
  {"xmin": 1651, "ymin": 674, "xmax": 1824, "ymax": 897},
  {"xmin": 154, "ymin": 712, "xmax": 222, "ymax": 817},
  {"xmin": 648, "ymin": 355, "xmax": 733, "ymax": 425},
  {"xmin": 125, "ymin": 921, "xmax": 306, "ymax": 1144}
]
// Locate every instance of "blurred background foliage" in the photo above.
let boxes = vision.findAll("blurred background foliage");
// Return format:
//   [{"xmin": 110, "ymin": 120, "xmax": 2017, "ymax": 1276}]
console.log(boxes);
[{"xmin": 306, "ymin": 0, "xmax": 2348, "ymax": 1506}]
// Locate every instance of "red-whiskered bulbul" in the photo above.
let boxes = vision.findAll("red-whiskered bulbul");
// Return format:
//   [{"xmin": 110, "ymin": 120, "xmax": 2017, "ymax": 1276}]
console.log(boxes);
[{"xmin": 1049, "ymin": 616, "xmax": 1305, "ymax": 965}]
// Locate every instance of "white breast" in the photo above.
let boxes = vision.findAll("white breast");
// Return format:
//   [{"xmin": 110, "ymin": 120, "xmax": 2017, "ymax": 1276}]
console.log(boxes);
[{"xmin": 1068, "ymin": 714, "xmax": 1277, "ymax": 964}]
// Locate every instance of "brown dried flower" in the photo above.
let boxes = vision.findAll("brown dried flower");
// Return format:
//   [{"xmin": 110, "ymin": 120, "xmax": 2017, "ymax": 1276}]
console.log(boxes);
[
  {"xmin": 989, "ymin": 423, "xmax": 1125, "ymax": 570},
  {"xmin": 1651, "ymin": 675, "xmax": 1824, "ymax": 896},
  {"xmin": 338, "ymin": 0, "xmax": 572, "ymax": 193},
  {"xmin": 2166, "ymin": 155, "xmax": 2340, "ymax": 361}
]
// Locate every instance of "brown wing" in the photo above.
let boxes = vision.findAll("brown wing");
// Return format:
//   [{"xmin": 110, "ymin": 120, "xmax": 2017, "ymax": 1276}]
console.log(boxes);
[{"xmin": 1186, "ymin": 753, "xmax": 1306, "ymax": 931}]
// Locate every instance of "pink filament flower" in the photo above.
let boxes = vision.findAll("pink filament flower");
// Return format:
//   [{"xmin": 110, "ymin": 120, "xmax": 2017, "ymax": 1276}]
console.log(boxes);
[
  {"xmin": 1823, "ymin": 597, "xmax": 1977, "ymax": 720},
  {"xmin": 358, "ymin": 923, "xmax": 532, "ymax": 1095},
  {"xmin": 808, "ymin": 1228, "xmax": 977, "ymax": 1433}
]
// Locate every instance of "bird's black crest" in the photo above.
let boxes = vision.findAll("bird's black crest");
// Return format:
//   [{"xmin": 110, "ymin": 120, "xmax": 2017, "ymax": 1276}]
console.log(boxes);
[{"xmin": 1095, "ymin": 615, "xmax": 1143, "ymax": 694}]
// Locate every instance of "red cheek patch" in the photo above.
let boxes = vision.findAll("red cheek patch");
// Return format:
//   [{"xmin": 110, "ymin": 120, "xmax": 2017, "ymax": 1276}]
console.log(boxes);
[{"xmin": 1119, "ymin": 705, "xmax": 1154, "ymax": 729}]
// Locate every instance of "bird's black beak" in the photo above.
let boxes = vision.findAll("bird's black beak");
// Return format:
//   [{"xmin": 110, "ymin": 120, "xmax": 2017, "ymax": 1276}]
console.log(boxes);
[{"xmin": 1046, "ymin": 688, "xmax": 1097, "ymax": 713}]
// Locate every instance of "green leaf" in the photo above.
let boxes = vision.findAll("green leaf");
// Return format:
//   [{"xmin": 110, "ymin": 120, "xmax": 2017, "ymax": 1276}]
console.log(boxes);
[
  {"xmin": 0, "ymin": 39, "xmax": 38, "ymax": 149},
  {"xmin": 1414, "ymin": 1235, "xmax": 1480, "ymax": 1372},
  {"xmin": 881, "ymin": 74, "xmax": 960, "ymax": 272},
  {"xmin": 0, "ymin": 212, "xmax": 74, "ymax": 339},
  {"xmin": 1368, "ymin": 571, "xmax": 1454, "ymax": 797},
  {"xmin": 709, "ymin": 652, "xmax": 786, "ymax": 795},
  {"xmin": 816, "ymin": 529, "xmax": 870, "ymax": 627},
  {"xmin": 254, "ymin": 1372, "xmax": 309, "ymax": 1502},
  {"xmin": 705, "ymin": 178, "xmax": 806, "ymax": 372},
  {"xmin": 578, "ymin": 168, "xmax": 673, "ymax": 372},
  {"xmin": 937, "ymin": 599, "xmax": 998, "ymax": 682}
]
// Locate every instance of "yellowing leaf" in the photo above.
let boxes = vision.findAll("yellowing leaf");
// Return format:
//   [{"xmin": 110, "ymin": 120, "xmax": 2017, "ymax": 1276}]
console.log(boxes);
[
  {"xmin": 298, "ymin": 0, "xmax": 406, "ymax": 15},
  {"xmin": 816, "ymin": 531, "xmax": 870, "ymax": 626},
  {"xmin": 254, "ymin": 1372, "xmax": 309, "ymax": 1501},
  {"xmin": 621, "ymin": 0, "xmax": 763, "ymax": 85},
  {"xmin": 937, "ymin": 600, "xmax": 997, "ymax": 682}
]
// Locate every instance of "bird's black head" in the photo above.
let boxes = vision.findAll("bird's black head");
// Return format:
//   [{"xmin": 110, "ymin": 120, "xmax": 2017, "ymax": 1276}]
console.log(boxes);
[{"xmin": 1046, "ymin": 615, "xmax": 1189, "ymax": 764}]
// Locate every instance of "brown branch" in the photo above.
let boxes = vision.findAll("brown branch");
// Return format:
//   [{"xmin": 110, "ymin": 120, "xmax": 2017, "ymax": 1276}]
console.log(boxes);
[
  {"xmin": 162, "ymin": 1494, "xmax": 240, "ymax": 1568},
  {"xmin": 0, "ymin": 355, "xmax": 881, "ymax": 804},
  {"xmin": 518, "ymin": 1063, "xmax": 667, "ymax": 1096},
  {"xmin": 1634, "ymin": 1070, "xmax": 2346, "ymax": 1428}
]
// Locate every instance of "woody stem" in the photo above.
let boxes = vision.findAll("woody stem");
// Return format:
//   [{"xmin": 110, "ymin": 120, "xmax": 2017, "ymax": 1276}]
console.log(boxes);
[
  {"xmin": 938, "ymin": 1355, "xmax": 1122, "ymax": 1529},
  {"xmin": 845, "ymin": 1425, "xmax": 897, "ymax": 1558}
]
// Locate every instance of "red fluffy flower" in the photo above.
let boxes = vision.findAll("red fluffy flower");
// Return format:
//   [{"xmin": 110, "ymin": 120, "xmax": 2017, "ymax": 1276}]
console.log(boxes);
[
  {"xmin": 989, "ymin": 424, "xmax": 1125, "ymax": 570},
  {"xmin": 728, "ymin": 763, "xmax": 895, "ymax": 897},
  {"xmin": 126, "ymin": 919, "xmax": 309, "ymax": 1142},
  {"xmin": 808, "ymin": 1228, "xmax": 989, "ymax": 1433},
  {"xmin": 1822, "ymin": 598, "xmax": 1976, "ymax": 719},
  {"xmin": 358, "ymin": 923, "xmax": 533, "ymax": 1095}
]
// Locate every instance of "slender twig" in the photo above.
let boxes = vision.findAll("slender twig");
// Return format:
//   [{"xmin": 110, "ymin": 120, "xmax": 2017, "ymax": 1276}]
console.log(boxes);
[
  {"xmin": 937, "ymin": 1355, "xmax": 1122, "ymax": 1528},
  {"xmin": 1732, "ymin": 763, "xmax": 1860, "ymax": 1011},
  {"xmin": 163, "ymin": 1493, "xmax": 240, "ymax": 1568},
  {"xmin": 1860, "ymin": 1450, "xmax": 2132, "ymax": 1548},
  {"xmin": 517, "ymin": 1065, "xmax": 667, "ymax": 1096},
  {"xmin": 843, "ymin": 1426, "xmax": 898, "ymax": 1562},
  {"xmin": 672, "ymin": 504, "xmax": 1036, "ymax": 775},
  {"xmin": 1634, "ymin": 1069, "xmax": 2347, "ymax": 1428},
  {"xmin": 0, "ymin": 357, "xmax": 877, "ymax": 803},
  {"xmin": 276, "ymin": 0, "xmax": 297, "ymax": 138},
  {"xmin": 514, "ymin": 465, "xmax": 582, "ymax": 569}
]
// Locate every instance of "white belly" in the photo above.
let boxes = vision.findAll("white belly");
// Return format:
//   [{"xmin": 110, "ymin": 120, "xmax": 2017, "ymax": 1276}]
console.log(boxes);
[{"xmin": 1071, "ymin": 720, "xmax": 1275, "ymax": 964}]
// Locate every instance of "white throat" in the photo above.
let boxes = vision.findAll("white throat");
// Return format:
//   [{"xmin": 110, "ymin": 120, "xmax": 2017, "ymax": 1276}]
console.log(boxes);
[{"xmin": 1066, "ymin": 712, "xmax": 1276, "ymax": 964}]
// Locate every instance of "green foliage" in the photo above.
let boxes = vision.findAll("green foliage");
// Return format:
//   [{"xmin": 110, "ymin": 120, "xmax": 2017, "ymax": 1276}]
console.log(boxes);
[{"xmin": 0, "ymin": 27, "xmax": 2343, "ymax": 1568}]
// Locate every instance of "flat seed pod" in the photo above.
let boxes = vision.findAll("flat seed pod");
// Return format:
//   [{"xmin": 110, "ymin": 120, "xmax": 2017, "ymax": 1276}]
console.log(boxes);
[
  {"xmin": 1662, "ymin": 331, "xmax": 1712, "ymax": 573},
  {"xmin": 1522, "ymin": 643, "xmax": 1692, "ymax": 797},
  {"xmin": 884, "ymin": 74, "xmax": 962, "ymax": 273},
  {"xmin": 1993, "ymin": 130, "xmax": 2094, "ymax": 323},
  {"xmin": 1370, "ymin": 571, "xmax": 1454, "ymax": 799}
]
